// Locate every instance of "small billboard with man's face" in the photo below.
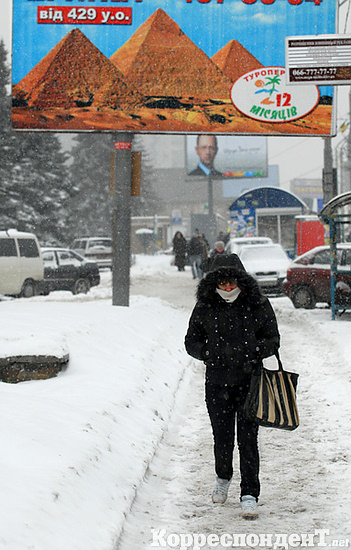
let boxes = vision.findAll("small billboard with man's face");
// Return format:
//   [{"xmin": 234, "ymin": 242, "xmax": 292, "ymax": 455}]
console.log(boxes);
[{"xmin": 186, "ymin": 136, "xmax": 267, "ymax": 180}]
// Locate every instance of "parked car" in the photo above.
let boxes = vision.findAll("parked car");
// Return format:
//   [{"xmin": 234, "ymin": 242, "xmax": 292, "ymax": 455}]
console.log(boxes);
[
  {"xmin": 225, "ymin": 236, "xmax": 273, "ymax": 255},
  {"xmin": 238, "ymin": 243, "xmax": 290, "ymax": 295},
  {"xmin": 40, "ymin": 248, "xmax": 100, "ymax": 295},
  {"xmin": 283, "ymin": 244, "xmax": 351, "ymax": 309},
  {"xmin": 0, "ymin": 230, "xmax": 44, "ymax": 298},
  {"xmin": 70, "ymin": 237, "xmax": 112, "ymax": 269}
]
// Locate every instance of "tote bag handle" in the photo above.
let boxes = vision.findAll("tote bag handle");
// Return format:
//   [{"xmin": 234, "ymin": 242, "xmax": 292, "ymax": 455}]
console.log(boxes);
[{"xmin": 274, "ymin": 349, "xmax": 283, "ymax": 371}]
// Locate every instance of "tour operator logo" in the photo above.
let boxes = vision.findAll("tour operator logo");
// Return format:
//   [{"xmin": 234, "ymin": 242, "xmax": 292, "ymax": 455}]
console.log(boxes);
[{"xmin": 231, "ymin": 67, "xmax": 320, "ymax": 124}]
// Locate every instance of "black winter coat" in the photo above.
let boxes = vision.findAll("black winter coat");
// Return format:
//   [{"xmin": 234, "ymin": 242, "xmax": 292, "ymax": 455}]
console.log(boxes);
[
  {"xmin": 184, "ymin": 266, "xmax": 280, "ymax": 385},
  {"xmin": 172, "ymin": 234, "xmax": 187, "ymax": 268},
  {"xmin": 187, "ymin": 236, "xmax": 203, "ymax": 256}
]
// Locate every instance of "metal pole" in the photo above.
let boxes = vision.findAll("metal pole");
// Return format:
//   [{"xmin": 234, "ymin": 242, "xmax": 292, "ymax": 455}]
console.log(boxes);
[
  {"xmin": 335, "ymin": 136, "xmax": 347, "ymax": 194},
  {"xmin": 208, "ymin": 174, "xmax": 217, "ymax": 247},
  {"xmin": 111, "ymin": 133, "xmax": 134, "ymax": 306},
  {"xmin": 323, "ymin": 137, "xmax": 334, "ymax": 205},
  {"xmin": 330, "ymin": 218, "xmax": 337, "ymax": 320}
]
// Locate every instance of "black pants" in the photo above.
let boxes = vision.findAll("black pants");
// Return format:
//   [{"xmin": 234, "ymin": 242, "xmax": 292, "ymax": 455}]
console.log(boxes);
[{"xmin": 205, "ymin": 380, "xmax": 260, "ymax": 499}]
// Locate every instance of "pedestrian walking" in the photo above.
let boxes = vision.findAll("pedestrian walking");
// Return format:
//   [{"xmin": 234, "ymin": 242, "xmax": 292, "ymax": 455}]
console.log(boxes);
[
  {"xmin": 187, "ymin": 233, "xmax": 204, "ymax": 279},
  {"xmin": 172, "ymin": 231, "xmax": 187, "ymax": 272},
  {"xmin": 208, "ymin": 240, "xmax": 226, "ymax": 269},
  {"xmin": 217, "ymin": 230, "xmax": 230, "ymax": 245},
  {"xmin": 198, "ymin": 233, "xmax": 210, "ymax": 275},
  {"xmin": 184, "ymin": 254, "xmax": 280, "ymax": 519}
]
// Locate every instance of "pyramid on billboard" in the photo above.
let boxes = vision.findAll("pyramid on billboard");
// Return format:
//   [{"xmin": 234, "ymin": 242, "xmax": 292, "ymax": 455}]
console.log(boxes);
[
  {"xmin": 13, "ymin": 29, "xmax": 143, "ymax": 109},
  {"xmin": 211, "ymin": 40, "xmax": 263, "ymax": 83},
  {"xmin": 110, "ymin": 8, "xmax": 232, "ymax": 98}
]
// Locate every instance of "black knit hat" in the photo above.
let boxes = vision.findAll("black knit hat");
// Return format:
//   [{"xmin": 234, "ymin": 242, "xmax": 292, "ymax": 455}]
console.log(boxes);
[{"xmin": 208, "ymin": 253, "xmax": 246, "ymax": 273}]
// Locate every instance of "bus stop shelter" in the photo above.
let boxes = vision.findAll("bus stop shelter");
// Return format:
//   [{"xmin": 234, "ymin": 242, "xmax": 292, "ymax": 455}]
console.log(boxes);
[
  {"xmin": 229, "ymin": 187, "xmax": 308, "ymax": 257},
  {"xmin": 319, "ymin": 192, "xmax": 351, "ymax": 320}
]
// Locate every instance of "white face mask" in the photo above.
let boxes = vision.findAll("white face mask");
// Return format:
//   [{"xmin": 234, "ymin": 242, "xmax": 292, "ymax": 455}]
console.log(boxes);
[{"xmin": 216, "ymin": 287, "xmax": 241, "ymax": 303}]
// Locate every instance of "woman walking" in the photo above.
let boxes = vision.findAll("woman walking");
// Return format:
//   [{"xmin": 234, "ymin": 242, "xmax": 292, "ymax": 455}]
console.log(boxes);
[
  {"xmin": 172, "ymin": 231, "xmax": 187, "ymax": 272},
  {"xmin": 184, "ymin": 254, "xmax": 280, "ymax": 519}
]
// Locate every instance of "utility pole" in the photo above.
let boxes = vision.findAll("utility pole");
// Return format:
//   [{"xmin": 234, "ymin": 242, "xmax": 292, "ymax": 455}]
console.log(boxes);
[
  {"xmin": 111, "ymin": 133, "xmax": 134, "ymax": 306},
  {"xmin": 322, "ymin": 137, "xmax": 334, "ymax": 205}
]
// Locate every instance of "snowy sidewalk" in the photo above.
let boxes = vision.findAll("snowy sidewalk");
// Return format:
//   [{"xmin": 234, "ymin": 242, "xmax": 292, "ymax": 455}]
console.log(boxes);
[
  {"xmin": 0, "ymin": 255, "xmax": 350, "ymax": 550},
  {"xmin": 117, "ymin": 300, "xmax": 351, "ymax": 549}
]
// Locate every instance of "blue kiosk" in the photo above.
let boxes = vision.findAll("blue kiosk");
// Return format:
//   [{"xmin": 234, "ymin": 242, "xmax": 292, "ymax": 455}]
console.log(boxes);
[{"xmin": 229, "ymin": 187, "xmax": 309, "ymax": 257}]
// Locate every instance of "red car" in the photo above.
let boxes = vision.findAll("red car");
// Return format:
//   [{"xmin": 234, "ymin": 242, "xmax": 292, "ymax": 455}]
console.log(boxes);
[{"xmin": 283, "ymin": 244, "xmax": 351, "ymax": 309}]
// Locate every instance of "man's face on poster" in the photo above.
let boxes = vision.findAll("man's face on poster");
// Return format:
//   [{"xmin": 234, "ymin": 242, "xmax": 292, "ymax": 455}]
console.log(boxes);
[{"xmin": 195, "ymin": 135, "xmax": 218, "ymax": 169}]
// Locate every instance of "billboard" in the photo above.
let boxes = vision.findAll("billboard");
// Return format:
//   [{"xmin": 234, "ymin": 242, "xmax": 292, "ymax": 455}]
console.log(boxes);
[
  {"xmin": 286, "ymin": 35, "xmax": 351, "ymax": 86},
  {"xmin": 12, "ymin": 0, "xmax": 337, "ymax": 135},
  {"xmin": 186, "ymin": 135, "xmax": 267, "ymax": 179}
]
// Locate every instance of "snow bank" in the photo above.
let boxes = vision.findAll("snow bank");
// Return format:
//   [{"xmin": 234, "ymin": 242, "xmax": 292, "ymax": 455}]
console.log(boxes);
[{"xmin": 0, "ymin": 292, "xmax": 190, "ymax": 550}]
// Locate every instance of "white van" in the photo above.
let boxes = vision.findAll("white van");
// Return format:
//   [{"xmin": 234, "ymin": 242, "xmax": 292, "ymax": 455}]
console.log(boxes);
[
  {"xmin": 70, "ymin": 237, "xmax": 112, "ymax": 269},
  {"xmin": 0, "ymin": 230, "xmax": 44, "ymax": 297}
]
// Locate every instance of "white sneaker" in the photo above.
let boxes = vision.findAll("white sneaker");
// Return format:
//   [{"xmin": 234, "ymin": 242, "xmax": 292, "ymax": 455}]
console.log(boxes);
[
  {"xmin": 241, "ymin": 495, "xmax": 258, "ymax": 519},
  {"xmin": 212, "ymin": 477, "xmax": 231, "ymax": 504}
]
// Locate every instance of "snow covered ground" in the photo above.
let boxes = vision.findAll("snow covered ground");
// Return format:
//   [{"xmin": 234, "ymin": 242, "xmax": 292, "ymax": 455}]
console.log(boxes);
[{"xmin": 0, "ymin": 254, "xmax": 350, "ymax": 550}]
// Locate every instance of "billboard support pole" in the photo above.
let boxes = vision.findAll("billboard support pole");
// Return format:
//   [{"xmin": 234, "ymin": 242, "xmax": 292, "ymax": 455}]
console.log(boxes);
[
  {"xmin": 208, "ymin": 174, "xmax": 217, "ymax": 248},
  {"xmin": 112, "ymin": 133, "xmax": 134, "ymax": 307}
]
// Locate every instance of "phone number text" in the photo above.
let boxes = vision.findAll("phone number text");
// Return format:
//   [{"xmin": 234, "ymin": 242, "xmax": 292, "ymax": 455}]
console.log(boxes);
[{"xmin": 292, "ymin": 68, "xmax": 337, "ymax": 76}]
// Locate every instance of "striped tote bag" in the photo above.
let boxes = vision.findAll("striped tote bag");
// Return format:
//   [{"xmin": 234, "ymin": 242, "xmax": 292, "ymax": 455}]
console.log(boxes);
[{"xmin": 244, "ymin": 351, "xmax": 299, "ymax": 431}]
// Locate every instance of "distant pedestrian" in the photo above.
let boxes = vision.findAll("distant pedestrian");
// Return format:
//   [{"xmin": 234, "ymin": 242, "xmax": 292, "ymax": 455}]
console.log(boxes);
[
  {"xmin": 209, "ymin": 241, "xmax": 225, "ymax": 269},
  {"xmin": 184, "ymin": 254, "xmax": 280, "ymax": 519},
  {"xmin": 187, "ymin": 233, "xmax": 204, "ymax": 279},
  {"xmin": 217, "ymin": 231, "xmax": 230, "ymax": 245},
  {"xmin": 198, "ymin": 234, "xmax": 210, "ymax": 274},
  {"xmin": 172, "ymin": 231, "xmax": 187, "ymax": 272}
]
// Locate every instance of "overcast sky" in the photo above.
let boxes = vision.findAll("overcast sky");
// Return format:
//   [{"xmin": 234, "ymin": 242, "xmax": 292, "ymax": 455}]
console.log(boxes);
[{"xmin": 1, "ymin": 0, "xmax": 351, "ymax": 191}]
